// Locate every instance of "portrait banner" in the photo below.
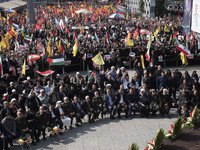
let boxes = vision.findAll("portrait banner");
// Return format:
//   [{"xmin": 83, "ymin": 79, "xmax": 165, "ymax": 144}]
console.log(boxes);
[
  {"xmin": 183, "ymin": 0, "xmax": 192, "ymax": 35},
  {"xmin": 192, "ymin": 0, "xmax": 200, "ymax": 33}
]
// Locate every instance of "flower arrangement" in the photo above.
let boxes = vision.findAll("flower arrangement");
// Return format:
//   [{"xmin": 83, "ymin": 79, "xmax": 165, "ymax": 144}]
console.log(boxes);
[
  {"xmin": 17, "ymin": 139, "xmax": 24, "ymax": 145},
  {"xmin": 183, "ymin": 106, "xmax": 200, "ymax": 129},
  {"xmin": 165, "ymin": 117, "xmax": 183, "ymax": 139},
  {"xmin": 49, "ymin": 126, "xmax": 62, "ymax": 135},
  {"xmin": 144, "ymin": 128, "xmax": 165, "ymax": 150},
  {"xmin": 17, "ymin": 137, "xmax": 32, "ymax": 145}
]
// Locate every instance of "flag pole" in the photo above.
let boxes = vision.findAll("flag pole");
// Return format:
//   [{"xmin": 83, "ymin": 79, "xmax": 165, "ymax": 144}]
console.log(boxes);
[{"xmin": 83, "ymin": 59, "xmax": 85, "ymax": 71}]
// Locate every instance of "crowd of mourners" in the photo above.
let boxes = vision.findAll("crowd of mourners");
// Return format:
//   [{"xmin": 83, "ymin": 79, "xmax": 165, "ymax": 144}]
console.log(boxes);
[{"xmin": 0, "ymin": 1, "xmax": 200, "ymax": 150}]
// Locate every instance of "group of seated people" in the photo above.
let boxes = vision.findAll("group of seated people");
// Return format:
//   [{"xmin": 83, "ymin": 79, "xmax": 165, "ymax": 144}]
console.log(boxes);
[{"xmin": 0, "ymin": 63, "xmax": 199, "ymax": 150}]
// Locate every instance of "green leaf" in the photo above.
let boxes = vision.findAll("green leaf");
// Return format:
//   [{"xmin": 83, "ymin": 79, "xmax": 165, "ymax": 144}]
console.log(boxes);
[
  {"xmin": 154, "ymin": 128, "xmax": 165, "ymax": 149},
  {"xmin": 129, "ymin": 143, "xmax": 139, "ymax": 150}
]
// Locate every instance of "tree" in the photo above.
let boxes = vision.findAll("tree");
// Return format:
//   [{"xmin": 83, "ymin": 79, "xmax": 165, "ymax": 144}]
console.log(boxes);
[
  {"xmin": 139, "ymin": 0, "xmax": 144, "ymax": 14},
  {"xmin": 155, "ymin": 0, "xmax": 167, "ymax": 17}
]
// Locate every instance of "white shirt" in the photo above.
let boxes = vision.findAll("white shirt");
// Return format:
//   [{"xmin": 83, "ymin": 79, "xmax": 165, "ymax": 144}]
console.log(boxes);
[{"xmin": 119, "ymin": 94, "xmax": 124, "ymax": 104}]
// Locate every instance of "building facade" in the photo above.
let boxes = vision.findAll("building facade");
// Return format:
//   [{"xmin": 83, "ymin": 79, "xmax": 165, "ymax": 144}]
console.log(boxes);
[{"xmin": 126, "ymin": 0, "xmax": 155, "ymax": 18}]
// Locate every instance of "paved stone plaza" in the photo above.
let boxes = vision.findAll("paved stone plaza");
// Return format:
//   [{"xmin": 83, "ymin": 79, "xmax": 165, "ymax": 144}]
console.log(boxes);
[{"xmin": 14, "ymin": 66, "xmax": 200, "ymax": 150}]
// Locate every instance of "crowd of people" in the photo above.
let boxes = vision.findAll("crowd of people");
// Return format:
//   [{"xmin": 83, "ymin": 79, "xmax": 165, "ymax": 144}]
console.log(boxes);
[{"xmin": 0, "ymin": 1, "xmax": 200, "ymax": 150}]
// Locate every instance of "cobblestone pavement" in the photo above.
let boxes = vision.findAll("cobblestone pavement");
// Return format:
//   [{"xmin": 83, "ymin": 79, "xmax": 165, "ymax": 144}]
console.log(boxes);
[{"xmin": 14, "ymin": 66, "xmax": 199, "ymax": 150}]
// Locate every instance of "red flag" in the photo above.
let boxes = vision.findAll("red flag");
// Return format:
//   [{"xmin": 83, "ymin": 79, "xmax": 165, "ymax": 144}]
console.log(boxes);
[
  {"xmin": 192, "ymin": 31, "xmax": 195, "ymax": 46},
  {"xmin": 178, "ymin": 13, "xmax": 181, "ymax": 22},
  {"xmin": 35, "ymin": 24, "xmax": 41, "ymax": 30},
  {"xmin": 48, "ymin": 58, "xmax": 53, "ymax": 66},
  {"xmin": 133, "ymin": 28, "xmax": 139, "ymax": 39},
  {"xmin": 85, "ymin": 16, "xmax": 88, "ymax": 23},
  {"xmin": 173, "ymin": 31, "xmax": 179, "ymax": 38},
  {"xmin": 65, "ymin": 27, "xmax": 70, "ymax": 34},
  {"xmin": 91, "ymin": 15, "xmax": 96, "ymax": 21},
  {"xmin": 129, "ymin": 31, "xmax": 132, "ymax": 37},
  {"xmin": 37, "ymin": 17, "xmax": 45, "ymax": 26},
  {"xmin": 60, "ymin": 46, "xmax": 64, "ymax": 53}
]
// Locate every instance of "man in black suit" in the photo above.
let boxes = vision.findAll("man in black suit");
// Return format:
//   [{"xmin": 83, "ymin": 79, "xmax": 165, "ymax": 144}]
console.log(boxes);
[
  {"xmin": 181, "ymin": 104, "xmax": 189, "ymax": 121},
  {"xmin": 72, "ymin": 96, "xmax": 85, "ymax": 126},
  {"xmin": 104, "ymin": 89, "xmax": 116, "ymax": 119},
  {"xmin": 115, "ymin": 88, "xmax": 128, "ymax": 118},
  {"xmin": 82, "ymin": 96, "xmax": 94, "ymax": 123}
]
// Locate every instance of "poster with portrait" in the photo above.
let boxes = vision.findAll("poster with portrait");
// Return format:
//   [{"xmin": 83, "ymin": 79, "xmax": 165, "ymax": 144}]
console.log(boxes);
[
  {"xmin": 183, "ymin": 0, "xmax": 192, "ymax": 35},
  {"xmin": 192, "ymin": 0, "xmax": 200, "ymax": 33}
]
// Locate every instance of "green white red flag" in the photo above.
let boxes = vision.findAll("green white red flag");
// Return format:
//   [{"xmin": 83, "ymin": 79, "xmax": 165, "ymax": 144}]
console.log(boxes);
[
  {"xmin": 28, "ymin": 54, "xmax": 41, "ymax": 62},
  {"xmin": 34, "ymin": 70, "xmax": 55, "ymax": 77}
]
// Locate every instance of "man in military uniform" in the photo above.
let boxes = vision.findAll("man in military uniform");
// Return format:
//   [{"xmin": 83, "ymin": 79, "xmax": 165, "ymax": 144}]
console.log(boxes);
[{"xmin": 92, "ymin": 91, "xmax": 105, "ymax": 119}]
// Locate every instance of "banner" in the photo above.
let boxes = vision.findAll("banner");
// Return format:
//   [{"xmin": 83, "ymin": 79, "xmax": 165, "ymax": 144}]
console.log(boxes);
[
  {"xmin": 183, "ymin": 0, "xmax": 192, "ymax": 35},
  {"xmin": 192, "ymin": 0, "xmax": 200, "ymax": 33}
]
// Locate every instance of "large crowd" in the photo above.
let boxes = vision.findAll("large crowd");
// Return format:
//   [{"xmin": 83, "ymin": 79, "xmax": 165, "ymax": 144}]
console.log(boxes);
[{"xmin": 0, "ymin": 1, "xmax": 200, "ymax": 150}]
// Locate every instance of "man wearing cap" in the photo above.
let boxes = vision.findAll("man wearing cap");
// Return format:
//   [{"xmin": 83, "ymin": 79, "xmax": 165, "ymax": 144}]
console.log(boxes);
[
  {"xmin": 158, "ymin": 89, "xmax": 171, "ymax": 118},
  {"xmin": 54, "ymin": 74, "xmax": 62, "ymax": 85},
  {"xmin": 9, "ymin": 98, "xmax": 18, "ymax": 118},
  {"xmin": 27, "ymin": 91, "xmax": 42, "ymax": 114},
  {"xmin": 10, "ymin": 89, "xmax": 18, "ymax": 100},
  {"xmin": 27, "ymin": 76, "xmax": 34, "ymax": 87},
  {"xmin": 138, "ymin": 89, "xmax": 150, "ymax": 117},
  {"xmin": 7, "ymin": 82, "xmax": 15, "ymax": 96}
]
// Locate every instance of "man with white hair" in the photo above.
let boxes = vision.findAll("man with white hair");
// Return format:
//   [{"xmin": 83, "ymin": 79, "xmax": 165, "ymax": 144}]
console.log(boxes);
[
  {"xmin": 82, "ymin": 96, "xmax": 94, "ymax": 123},
  {"xmin": 38, "ymin": 89, "xmax": 49, "ymax": 110}
]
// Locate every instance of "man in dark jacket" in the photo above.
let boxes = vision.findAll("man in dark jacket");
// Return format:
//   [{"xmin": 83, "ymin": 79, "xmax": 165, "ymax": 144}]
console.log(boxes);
[
  {"xmin": 115, "ymin": 88, "xmax": 128, "ymax": 118},
  {"xmin": 1, "ymin": 113, "xmax": 16, "ymax": 148},
  {"xmin": 0, "ymin": 122, "xmax": 8, "ymax": 150}
]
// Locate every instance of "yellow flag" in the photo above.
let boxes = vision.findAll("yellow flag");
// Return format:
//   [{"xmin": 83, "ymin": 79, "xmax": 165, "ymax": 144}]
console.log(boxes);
[
  {"xmin": 132, "ymin": 12, "xmax": 135, "ymax": 18},
  {"xmin": 126, "ymin": 12, "xmax": 129, "ymax": 20},
  {"xmin": 127, "ymin": 32, "xmax": 134, "ymax": 46},
  {"xmin": 140, "ymin": 55, "xmax": 145, "ymax": 69},
  {"xmin": 164, "ymin": 25, "xmax": 170, "ymax": 32},
  {"xmin": 170, "ymin": 34, "xmax": 172, "ymax": 41},
  {"xmin": 138, "ymin": 16, "xmax": 141, "ymax": 21},
  {"xmin": 136, "ymin": 35, "xmax": 139, "ymax": 41},
  {"xmin": 92, "ymin": 52, "xmax": 105, "ymax": 65},
  {"xmin": 22, "ymin": 59, "xmax": 26, "ymax": 75},
  {"xmin": 0, "ymin": 36, "xmax": 7, "ymax": 49},
  {"xmin": 158, "ymin": 26, "xmax": 161, "ymax": 32},
  {"xmin": 72, "ymin": 42, "xmax": 77, "ymax": 57},
  {"xmin": 47, "ymin": 38, "xmax": 52, "ymax": 57},
  {"xmin": 180, "ymin": 52, "xmax": 188, "ymax": 66},
  {"xmin": 5, "ymin": 32, "xmax": 12, "ymax": 40}
]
